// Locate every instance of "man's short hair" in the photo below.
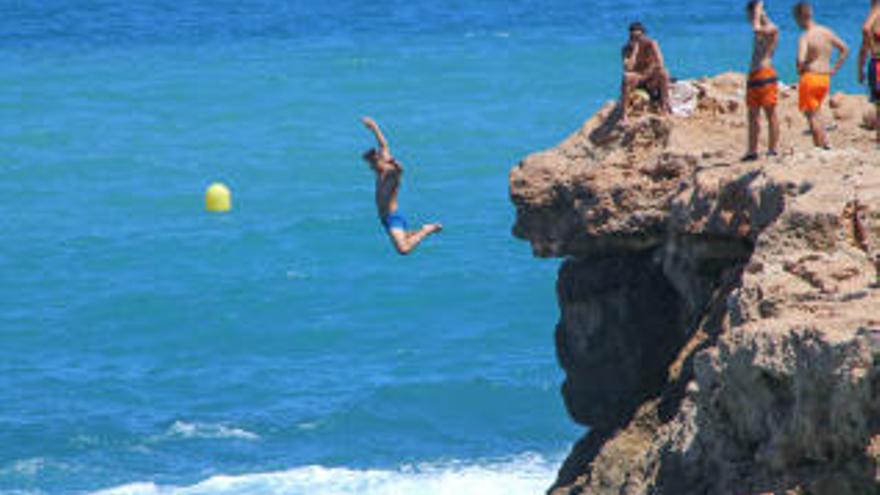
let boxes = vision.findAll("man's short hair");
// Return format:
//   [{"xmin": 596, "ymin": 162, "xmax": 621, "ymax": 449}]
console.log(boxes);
[
  {"xmin": 793, "ymin": 2, "xmax": 811, "ymax": 17},
  {"xmin": 629, "ymin": 22, "xmax": 646, "ymax": 33},
  {"xmin": 363, "ymin": 148, "xmax": 378, "ymax": 162},
  {"xmin": 747, "ymin": 1, "xmax": 759, "ymax": 13}
]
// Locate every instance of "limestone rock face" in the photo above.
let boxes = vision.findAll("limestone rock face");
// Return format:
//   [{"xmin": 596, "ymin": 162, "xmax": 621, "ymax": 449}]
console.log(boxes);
[{"xmin": 510, "ymin": 73, "xmax": 880, "ymax": 494}]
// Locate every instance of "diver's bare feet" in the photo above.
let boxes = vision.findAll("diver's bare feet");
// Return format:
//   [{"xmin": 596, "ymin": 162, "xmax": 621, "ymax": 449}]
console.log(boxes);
[{"xmin": 424, "ymin": 223, "xmax": 443, "ymax": 234}]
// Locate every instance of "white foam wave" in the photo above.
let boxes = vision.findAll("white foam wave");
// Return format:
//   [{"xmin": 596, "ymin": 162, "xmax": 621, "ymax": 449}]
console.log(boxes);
[
  {"xmin": 1, "ymin": 457, "xmax": 47, "ymax": 477},
  {"xmin": 90, "ymin": 452, "xmax": 557, "ymax": 495},
  {"xmin": 164, "ymin": 421, "xmax": 260, "ymax": 441},
  {"xmin": 285, "ymin": 270, "xmax": 309, "ymax": 280},
  {"xmin": 295, "ymin": 421, "xmax": 320, "ymax": 431},
  {"xmin": 463, "ymin": 31, "xmax": 512, "ymax": 39}
]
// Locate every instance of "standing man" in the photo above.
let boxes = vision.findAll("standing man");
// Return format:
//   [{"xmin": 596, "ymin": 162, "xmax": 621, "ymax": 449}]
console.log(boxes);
[
  {"xmin": 859, "ymin": 0, "xmax": 880, "ymax": 144},
  {"xmin": 793, "ymin": 2, "xmax": 849, "ymax": 149},
  {"xmin": 619, "ymin": 22, "xmax": 671, "ymax": 125},
  {"xmin": 361, "ymin": 117, "xmax": 442, "ymax": 256},
  {"xmin": 743, "ymin": 1, "xmax": 780, "ymax": 161}
]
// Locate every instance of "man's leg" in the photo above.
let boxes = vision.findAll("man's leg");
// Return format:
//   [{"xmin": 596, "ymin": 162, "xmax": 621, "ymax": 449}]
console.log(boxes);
[
  {"xmin": 746, "ymin": 106, "xmax": 760, "ymax": 158},
  {"xmin": 872, "ymin": 61, "xmax": 880, "ymax": 144},
  {"xmin": 805, "ymin": 111, "xmax": 828, "ymax": 148},
  {"xmin": 619, "ymin": 72, "xmax": 641, "ymax": 123},
  {"xmin": 764, "ymin": 105, "xmax": 779, "ymax": 154},
  {"xmin": 639, "ymin": 68, "xmax": 670, "ymax": 115},
  {"xmin": 388, "ymin": 224, "xmax": 443, "ymax": 255},
  {"xmin": 875, "ymin": 103, "xmax": 880, "ymax": 145},
  {"xmin": 657, "ymin": 69, "xmax": 671, "ymax": 114}
]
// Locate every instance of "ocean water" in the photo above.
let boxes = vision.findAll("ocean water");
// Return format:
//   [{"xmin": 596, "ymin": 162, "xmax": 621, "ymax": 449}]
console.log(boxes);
[{"xmin": 0, "ymin": 1, "xmax": 868, "ymax": 493}]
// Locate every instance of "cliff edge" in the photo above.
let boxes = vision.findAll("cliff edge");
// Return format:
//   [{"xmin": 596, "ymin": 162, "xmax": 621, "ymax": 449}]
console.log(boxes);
[{"xmin": 510, "ymin": 73, "xmax": 880, "ymax": 494}]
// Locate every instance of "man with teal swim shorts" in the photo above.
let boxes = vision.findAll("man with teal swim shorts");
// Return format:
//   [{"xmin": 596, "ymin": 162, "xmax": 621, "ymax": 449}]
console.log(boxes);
[{"xmin": 361, "ymin": 117, "xmax": 442, "ymax": 255}]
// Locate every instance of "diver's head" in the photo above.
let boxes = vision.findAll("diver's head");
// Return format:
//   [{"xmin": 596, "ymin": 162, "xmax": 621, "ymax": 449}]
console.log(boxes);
[
  {"xmin": 746, "ymin": 1, "xmax": 759, "ymax": 22},
  {"xmin": 363, "ymin": 148, "xmax": 380, "ymax": 170}
]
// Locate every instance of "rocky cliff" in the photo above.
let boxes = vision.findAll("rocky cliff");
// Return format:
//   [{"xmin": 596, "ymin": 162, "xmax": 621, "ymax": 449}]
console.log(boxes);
[{"xmin": 509, "ymin": 73, "xmax": 880, "ymax": 495}]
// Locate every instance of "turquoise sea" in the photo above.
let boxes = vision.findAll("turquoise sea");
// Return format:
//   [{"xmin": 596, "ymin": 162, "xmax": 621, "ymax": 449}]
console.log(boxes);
[{"xmin": 0, "ymin": 1, "xmax": 868, "ymax": 493}]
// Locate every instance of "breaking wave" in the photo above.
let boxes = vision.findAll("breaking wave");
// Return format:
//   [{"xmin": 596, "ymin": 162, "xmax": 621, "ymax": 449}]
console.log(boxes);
[{"xmin": 90, "ymin": 452, "xmax": 558, "ymax": 495}]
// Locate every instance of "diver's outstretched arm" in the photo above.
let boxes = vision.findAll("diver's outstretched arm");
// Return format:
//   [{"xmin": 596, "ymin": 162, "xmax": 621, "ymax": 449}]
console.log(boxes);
[{"xmin": 362, "ymin": 117, "xmax": 390, "ymax": 156}]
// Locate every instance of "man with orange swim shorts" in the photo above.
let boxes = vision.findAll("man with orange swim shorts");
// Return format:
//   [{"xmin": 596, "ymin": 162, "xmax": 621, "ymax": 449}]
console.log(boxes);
[
  {"xmin": 793, "ymin": 2, "xmax": 849, "ymax": 149},
  {"xmin": 743, "ymin": 1, "xmax": 780, "ymax": 161}
]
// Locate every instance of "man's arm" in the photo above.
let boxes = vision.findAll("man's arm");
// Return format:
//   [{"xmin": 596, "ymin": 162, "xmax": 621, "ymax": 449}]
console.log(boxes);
[
  {"xmin": 650, "ymin": 40, "xmax": 667, "ymax": 73},
  {"xmin": 860, "ymin": 11, "xmax": 879, "ymax": 83},
  {"xmin": 830, "ymin": 30, "xmax": 850, "ymax": 76},
  {"xmin": 796, "ymin": 34, "xmax": 808, "ymax": 74},
  {"xmin": 362, "ymin": 117, "xmax": 390, "ymax": 156},
  {"xmin": 756, "ymin": 20, "xmax": 779, "ymax": 38},
  {"xmin": 863, "ymin": 9, "xmax": 880, "ymax": 40},
  {"xmin": 623, "ymin": 43, "xmax": 639, "ymax": 71},
  {"xmin": 752, "ymin": 3, "xmax": 777, "ymax": 36},
  {"xmin": 754, "ymin": 20, "xmax": 779, "ymax": 37}
]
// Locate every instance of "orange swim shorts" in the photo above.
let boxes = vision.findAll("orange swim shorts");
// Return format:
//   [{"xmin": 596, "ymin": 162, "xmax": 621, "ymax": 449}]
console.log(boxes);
[
  {"xmin": 746, "ymin": 67, "xmax": 778, "ymax": 108},
  {"xmin": 798, "ymin": 72, "xmax": 831, "ymax": 113}
]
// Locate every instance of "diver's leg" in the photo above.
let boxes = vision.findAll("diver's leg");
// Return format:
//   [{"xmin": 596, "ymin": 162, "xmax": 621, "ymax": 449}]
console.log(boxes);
[{"xmin": 388, "ymin": 224, "xmax": 442, "ymax": 256}]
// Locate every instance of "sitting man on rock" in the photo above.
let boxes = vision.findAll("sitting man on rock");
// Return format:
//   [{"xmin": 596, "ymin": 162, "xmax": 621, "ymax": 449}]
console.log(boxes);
[{"xmin": 619, "ymin": 22, "xmax": 671, "ymax": 125}]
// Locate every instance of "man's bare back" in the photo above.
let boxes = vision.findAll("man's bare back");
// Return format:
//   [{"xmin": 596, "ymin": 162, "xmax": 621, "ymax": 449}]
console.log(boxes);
[{"xmin": 799, "ymin": 24, "xmax": 843, "ymax": 74}]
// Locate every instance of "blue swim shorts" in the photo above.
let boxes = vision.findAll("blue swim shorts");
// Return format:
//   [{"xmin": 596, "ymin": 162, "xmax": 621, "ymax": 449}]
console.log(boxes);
[{"xmin": 381, "ymin": 211, "xmax": 408, "ymax": 232}]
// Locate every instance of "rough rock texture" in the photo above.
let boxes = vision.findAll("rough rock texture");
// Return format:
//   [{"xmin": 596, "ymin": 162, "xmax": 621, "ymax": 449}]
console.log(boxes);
[{"xmin": 509, "ymin": 73, "xmax": 880, "ymax": 495}]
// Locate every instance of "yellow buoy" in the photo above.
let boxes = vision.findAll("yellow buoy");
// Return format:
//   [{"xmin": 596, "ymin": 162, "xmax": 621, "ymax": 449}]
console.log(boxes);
[{"xmin": 205, "ymin": 182, "xmax": 232, "ymax": 212}]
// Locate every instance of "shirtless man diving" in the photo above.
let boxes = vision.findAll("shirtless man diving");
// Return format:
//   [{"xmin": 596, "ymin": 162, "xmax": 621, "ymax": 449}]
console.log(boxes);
[
  {"xmin": 619, "ymin": 22, "xmax": 671, "ymax": 125},
  {"xmin": 361, "ymin": 117, "xmax": 442, "ymax": 255},
  {"xmin": 793, "ymin": 2, "xmax": 849, "ymax": 149},
  {"xmin": 743, "ymin": 1, "xmax": 780, "ymax": 161},
  {"xmin": 859, "ymin": 0, "xmax": 880, "ymax": 144}
]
